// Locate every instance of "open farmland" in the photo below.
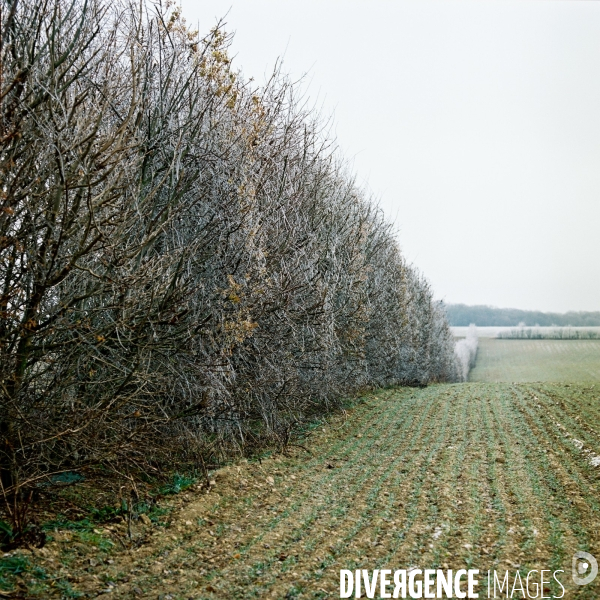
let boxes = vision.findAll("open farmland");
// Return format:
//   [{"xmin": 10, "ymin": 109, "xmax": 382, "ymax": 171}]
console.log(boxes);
[
  {"xmin": 8, "ymin": 383, "xmax": 600, "ymax": 598},
  {"xmin": 452, "ymin": 327, "xmax": 600, "ymax": 338},
  {"xmin": 469, "ymin": 339, "xmax": 600, "ymax": 383}
]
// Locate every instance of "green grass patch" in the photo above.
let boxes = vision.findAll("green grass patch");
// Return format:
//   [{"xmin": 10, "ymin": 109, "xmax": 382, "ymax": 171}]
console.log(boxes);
[
  {"xmin": 0, "ymin": 554, "xmax": 47, "ymax": 593},
  {"xmin": 470, "ymin": 338, "xmax": 600, "ymax": 382}
]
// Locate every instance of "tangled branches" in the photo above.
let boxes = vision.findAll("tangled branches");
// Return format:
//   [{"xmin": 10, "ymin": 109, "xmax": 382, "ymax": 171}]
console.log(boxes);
[{"xmin": 0, "ymin": 0, "xmax": 460, "ymax": 503}]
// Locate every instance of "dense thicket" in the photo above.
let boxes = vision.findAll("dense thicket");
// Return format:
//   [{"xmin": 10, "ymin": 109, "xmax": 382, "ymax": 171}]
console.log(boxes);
[
  {"xmin": 446, "ymin": 304, "xmax": 600, "ymax": 327},
  {"xmin": 0, "ymin": 0, "xmax": 458, "ymax": 497}
]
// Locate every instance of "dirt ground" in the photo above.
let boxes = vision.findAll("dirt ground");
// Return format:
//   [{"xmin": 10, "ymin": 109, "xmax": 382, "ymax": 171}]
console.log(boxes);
[{"xmin": 3, "ymin": 383, "xmax": 600, "ymax": 598}]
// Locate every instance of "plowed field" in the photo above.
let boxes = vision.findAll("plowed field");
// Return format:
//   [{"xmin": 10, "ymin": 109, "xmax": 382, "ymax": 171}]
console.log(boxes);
[{"xmin": 16, "ymin": 382, "xmax": 600, "ymax": 598}]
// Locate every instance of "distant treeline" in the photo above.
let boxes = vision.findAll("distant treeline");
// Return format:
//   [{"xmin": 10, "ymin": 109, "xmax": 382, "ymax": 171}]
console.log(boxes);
[{"xmin": 446, "ymin": 304, "xmax": 600, "ymax": 327}]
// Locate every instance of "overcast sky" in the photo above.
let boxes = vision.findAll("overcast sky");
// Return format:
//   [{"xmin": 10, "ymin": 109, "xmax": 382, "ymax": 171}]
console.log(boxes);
[{"xmin": 180, "ymin": 0, "xmax": 600, "ymax": 313}]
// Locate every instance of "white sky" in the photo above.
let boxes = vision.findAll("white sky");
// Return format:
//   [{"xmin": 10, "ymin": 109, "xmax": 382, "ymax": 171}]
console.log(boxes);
[{"xmin": 180, "ymin": 0, "xmax": 600, "ymax": 313}]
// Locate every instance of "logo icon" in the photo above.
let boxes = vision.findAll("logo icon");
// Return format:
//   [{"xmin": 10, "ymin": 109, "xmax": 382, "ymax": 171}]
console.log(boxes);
[{"xmin": 572, "ymin": 551, "xmax": 598, "ymax": 586}]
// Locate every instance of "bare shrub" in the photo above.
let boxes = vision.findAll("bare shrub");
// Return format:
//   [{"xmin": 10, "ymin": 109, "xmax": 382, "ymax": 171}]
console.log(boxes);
[
  {"xmin": 0, "ymin": 0, "xmax": 460, "ymax": 520},
  {"xmin": 454, "ymin": 325, "xmax": 479, "ymax": 381}
]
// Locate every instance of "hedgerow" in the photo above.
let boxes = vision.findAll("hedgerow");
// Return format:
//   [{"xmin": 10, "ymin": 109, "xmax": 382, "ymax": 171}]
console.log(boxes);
[{"xmin": 0, "ymin": 0, "xmax": 460, "ymax": 528}]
